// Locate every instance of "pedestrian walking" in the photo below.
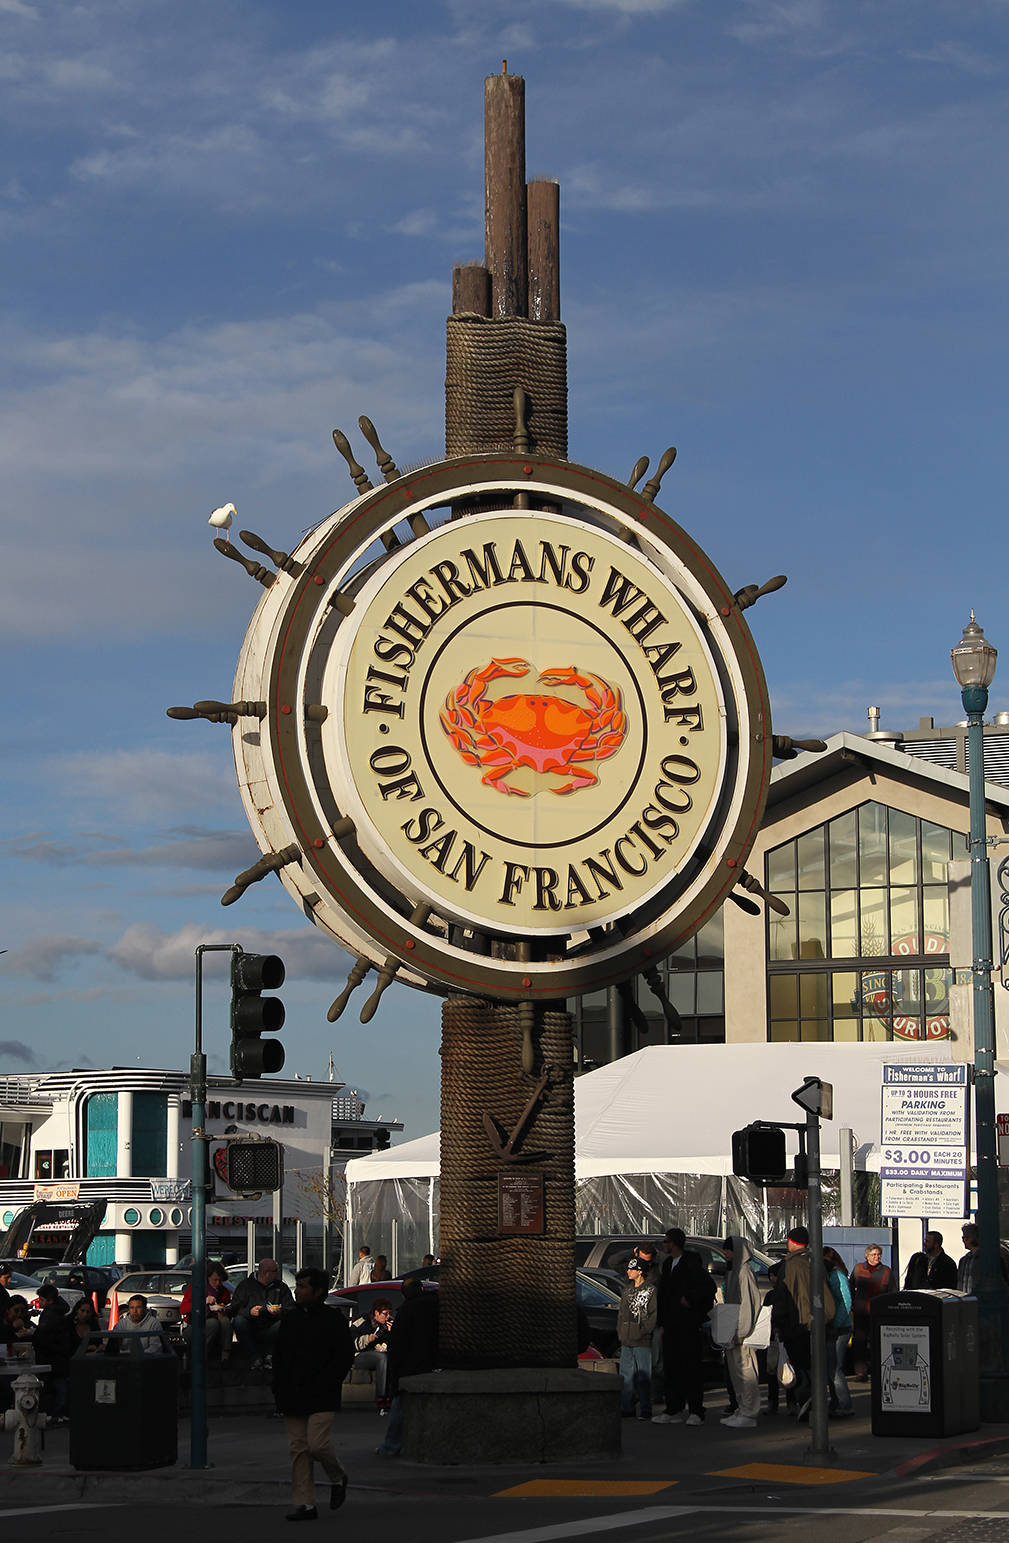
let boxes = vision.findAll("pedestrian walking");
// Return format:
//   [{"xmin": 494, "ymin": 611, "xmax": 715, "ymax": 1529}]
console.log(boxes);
[
  {"xmin": 273, "ymin": 1266, "xmax": 354, "ymax": 1523},
  {"xmin": 904, "ymin": 1230, "xmax": 957, "ymax": 1291},
  {"xmin": 348, "ymin": 1246, "xmax": 374, "ymax": 1286},
  {"xmin": 377, "ymin": 1277, "xmax": 439, "ymax": 1457},
  {"xmin": 770, "ymin": 1225, "xmax": 835, "ymax": 1415}
]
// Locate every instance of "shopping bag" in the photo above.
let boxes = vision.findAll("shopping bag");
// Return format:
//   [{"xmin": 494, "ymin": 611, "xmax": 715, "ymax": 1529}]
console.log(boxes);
[
  {"xmin": 765, "ymin": 1340, "xmax": 779, "ymax": 1374},
  {"xmin": 776, "ymin": 1340, "xmax": 796, "ymax": 1387},
  {"xmin": 708, "ymin": 1302, "xmax": 740, "ymax": 1347},
  {"xmin": 743, "ymin": 1303, "xmax": 772, "ymax": 1349}
]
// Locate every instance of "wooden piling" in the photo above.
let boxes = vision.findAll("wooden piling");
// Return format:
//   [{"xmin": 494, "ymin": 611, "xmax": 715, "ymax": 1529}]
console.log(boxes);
[
  {"xmin": 527, "ymin": 178, "xmax": 560, "ymax": 323},
  {"xmin": 484, "ymin": 70, "xmax": 527, "ymax": 317},
  {"xmin": 452, "ymin": 262, "xmax": 491, "ymax": 317}
]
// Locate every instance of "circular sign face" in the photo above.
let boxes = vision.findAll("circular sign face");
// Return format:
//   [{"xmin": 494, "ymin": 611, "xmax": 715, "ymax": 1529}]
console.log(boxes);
[
  {"xmin": 226, "ymin": 454, "xmax": 773, "ymax": 1001},
  {"xmin": 323, "ymin": 511, "xmax": 726, "ymax": 934}
]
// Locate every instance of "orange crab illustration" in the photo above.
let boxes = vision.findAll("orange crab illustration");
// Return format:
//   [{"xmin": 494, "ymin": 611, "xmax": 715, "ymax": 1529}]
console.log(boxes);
[{"xmin": 439, "ymin": 657, "xmax": 626, "ymax": 796}]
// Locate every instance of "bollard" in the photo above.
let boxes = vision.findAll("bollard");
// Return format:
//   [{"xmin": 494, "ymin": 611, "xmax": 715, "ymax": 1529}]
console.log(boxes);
[{"xmin": 1, "ymin": 1370, "xmax": 48, "ymax": 1465}]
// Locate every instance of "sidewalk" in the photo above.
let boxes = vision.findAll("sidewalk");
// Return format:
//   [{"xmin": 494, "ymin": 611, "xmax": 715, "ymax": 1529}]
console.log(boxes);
[{"xmin": 4, "ymin": 1384, "xmax": 1009, "ymax": 1509}]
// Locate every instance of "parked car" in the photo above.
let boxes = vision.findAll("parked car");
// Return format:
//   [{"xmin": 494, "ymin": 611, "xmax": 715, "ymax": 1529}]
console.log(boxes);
[
  {"xmin": 101, "ymin": 1269, "xmax": 188, "ymax": 1336},
  {"xmin": 331, "ymin": 1269, "xmax": 622, "ymax": 1357},
  {"xmin": 577, "ymin": 1234, "xmax": 776, "ymax": 1289},
  {"xmin": 36, "ymin": 1264, "xmax": 119, "ymax": 1311}
]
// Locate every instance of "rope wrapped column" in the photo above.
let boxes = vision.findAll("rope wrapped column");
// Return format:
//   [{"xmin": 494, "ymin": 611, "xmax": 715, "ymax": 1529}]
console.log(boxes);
[{"xmin": 439, "ymin": 996, "xmax": 576, "ymax": 1369}]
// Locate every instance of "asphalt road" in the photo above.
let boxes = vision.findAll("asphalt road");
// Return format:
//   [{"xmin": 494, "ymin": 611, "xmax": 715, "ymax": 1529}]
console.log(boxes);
[{"xmin": 8, "ymin": 1462, "xmax": 1009, "ymax": 1543}]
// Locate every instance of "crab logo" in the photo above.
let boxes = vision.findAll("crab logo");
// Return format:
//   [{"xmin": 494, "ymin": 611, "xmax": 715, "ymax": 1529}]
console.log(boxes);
[{"xmin": 440, "ymin": 657, "xmax": 626, "ymax": 796}]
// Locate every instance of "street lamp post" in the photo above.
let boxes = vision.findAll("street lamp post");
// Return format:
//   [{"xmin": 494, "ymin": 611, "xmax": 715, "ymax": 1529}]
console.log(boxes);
[{"xmin": 950, "ymin": 612, "xmax": 1009, "ymax": 1421}]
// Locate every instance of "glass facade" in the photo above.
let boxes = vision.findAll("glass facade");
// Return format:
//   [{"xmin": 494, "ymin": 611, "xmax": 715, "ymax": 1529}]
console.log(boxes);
[
  {"xmin": 131, "ymin": 1092, "xmax": 167, "ymax": 1177},
  {"xmin": 573, "ymin": 912, "xmax": 725, "ymax": 1069},
  {"xmin": 765, "ymin": 802, "xmax": 960, "ymax": 1043},
  {"xmin": 84, "ymin": 1092, "xmax": 117, "ymax": 1177}
]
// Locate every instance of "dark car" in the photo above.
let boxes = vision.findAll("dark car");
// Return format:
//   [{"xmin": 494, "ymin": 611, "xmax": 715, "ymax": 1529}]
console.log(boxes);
[
  {"xmin": 37, "ymin": 1263, "xmax": 119, "ymax": 1312},
  {"xmin": 577, "ymin": 1234, "xmax": 775, "ymax": 1288},
  {"xmin": 332, "ymin": 1270, "xmax": 622, "ymax": 1357}
]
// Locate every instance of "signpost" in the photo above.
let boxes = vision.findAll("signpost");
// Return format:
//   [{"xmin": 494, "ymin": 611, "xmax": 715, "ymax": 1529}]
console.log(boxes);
[{"xmin": 879, "ymin": 1065, "xmax": 969, "ymax": 1219}]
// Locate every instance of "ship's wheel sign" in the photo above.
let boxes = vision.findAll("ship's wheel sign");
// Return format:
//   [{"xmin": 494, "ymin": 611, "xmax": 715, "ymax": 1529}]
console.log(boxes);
[{"xmin": 223, "ymin": 455, "xmax": 773, "ymax": 999}]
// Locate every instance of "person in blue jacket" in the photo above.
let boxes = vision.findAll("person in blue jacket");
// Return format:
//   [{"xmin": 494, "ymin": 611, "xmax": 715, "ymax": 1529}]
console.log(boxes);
[{"xmin": 823, "ymin": 1247, "xmax": 853, "ymax": 1416}]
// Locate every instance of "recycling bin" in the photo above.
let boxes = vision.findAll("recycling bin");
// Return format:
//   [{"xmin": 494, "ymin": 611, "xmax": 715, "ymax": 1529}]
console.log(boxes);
[
  {"xmin": 69, "ymin": 1337, "xmax": 179, "ymax": 1469},
  {"xmin": 870, "ymin": 1289, "xmax": 978, "ymax": 1438}
]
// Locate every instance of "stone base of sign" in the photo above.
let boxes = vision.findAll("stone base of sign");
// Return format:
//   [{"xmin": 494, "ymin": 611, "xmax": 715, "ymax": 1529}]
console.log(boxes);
[{"xmin": 400, "ymin": 1367, "xmax": 622, "ymax": 1464}]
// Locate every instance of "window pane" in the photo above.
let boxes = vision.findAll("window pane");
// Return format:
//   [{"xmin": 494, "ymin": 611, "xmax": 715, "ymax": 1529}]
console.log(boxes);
[
  {"xmin": 695, "ymin": 910, "xmax": 723, "ymax": 962},
  {"xmin": 767, "ymin": 842, "xmax": 795, "ymax": 894},
  {"xmin": 666, "ymin": 974, "xmax": 695, "ymax": 1014},
  {"xmin": 667, "ymin": 935, "xmax": 696, "ymax": 965},
  {"xmin": 830, "ymin": 889, "xmax": 859, "ymax": 957},
  {"xmin": 697, "ymin": 973, "xmax": 723, "ymax": 1015},
  {"xmin": 922, "ymin": 821, "xmax": 952, "ymax": 882},
  {"xmin": 832, "ymin": 971, "xmax": 859, "ymax": 1039},
  {"xmin": 889, "ymin": 887, "xmax": 918, "ymax": 954},
  {"xmin": 829, "ymin": 811, "xmax": 858, "ymax": 888},
  {"xmin": 801, "ymin": 1018, "xmax": 830, "ymax": 1042},
  {"xmin": 797, "ymin": 892, "xmax": 827, "ymax": 958},
  {"xmin": 768, "ymin": 911, "xmax": 797, "ymax": 962},
  {"xmin": 769, "ymin": 975, "xmax": 797, "ymax": 1019},
  {"xmin": 769, "ymin": 1020, "xmax": 799, "ymax": 1042},
  {"xmin": 925, "ymin": 967, "xmax": 952, "ymax": 1039},
  {"xmin": 889, "ymin": 809, "xmax": 918, "ymax": 885},
  {"xmin": 923, "ymin": 886, "xmax": 949, "ymax": 941},
  {"xmin": 796, "ymin": 829, "xmax": 825, "ymax": 891},
  {"xmin": 861, "ymin": 968, "xmax": 891, "ymax": 1040},
  {"xmin": 799, "ymin": 974, "xmax": 828, "ymax": 1018},
  {"xmin": 860, "ymin": 888, "xmax": 887, "ymax": 955},
  {"xmin": 859, "ymin": 803, "xmax": 888, "ymax": 886}
]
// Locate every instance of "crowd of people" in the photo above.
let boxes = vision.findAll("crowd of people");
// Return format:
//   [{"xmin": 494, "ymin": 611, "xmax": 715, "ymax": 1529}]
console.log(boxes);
[{"xmin": 614, "ymin": 1223, "xmax": 981, "ymax": 1431}]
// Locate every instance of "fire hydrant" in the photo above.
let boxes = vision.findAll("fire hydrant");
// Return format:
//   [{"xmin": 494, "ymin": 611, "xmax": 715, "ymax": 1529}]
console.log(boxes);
[{"xmin": 1, "ymin": 1370, "xmax": 48, "ymax": 1465}]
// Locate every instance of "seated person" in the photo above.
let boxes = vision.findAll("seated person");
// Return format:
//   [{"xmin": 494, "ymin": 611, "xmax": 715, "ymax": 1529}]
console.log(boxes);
[
  {"xmin": 6, "ymin": 1296, "xmax": 34, "ymax": 1357},
  {"xmin": 111, "ymin": 1294, "xmax": 168, "ymax": 1355},
  {"xmin": 350, "ymin": 1299, "xmax": 394, "ymax": 1411},
  {"xmin": 70, "ymin": 1297, "xmax": 101, "ymax": 1355},
  {"xmin": 228, "ymin": 1258, "xmax": 294, "ymax": 1368},
  {"xmin": 180, "ymin": 1262, "xmax": 233, "ymax": 1360}
]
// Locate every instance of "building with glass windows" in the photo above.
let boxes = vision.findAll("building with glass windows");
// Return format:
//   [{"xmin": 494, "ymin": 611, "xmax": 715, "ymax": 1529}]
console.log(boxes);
[
  {"xmin": 0, "ymin": 1068, "xmax": 401, "ymax": 1266},
  {"xmin": 572, "ymin": 729, "xmax": 1009, "ymax": 1068}
]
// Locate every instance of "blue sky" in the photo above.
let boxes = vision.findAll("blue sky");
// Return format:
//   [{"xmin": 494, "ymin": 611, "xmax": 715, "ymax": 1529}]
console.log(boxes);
[{"xmin": 2, "ymin": 0, "xmax": 1006, "ymax": 1139}]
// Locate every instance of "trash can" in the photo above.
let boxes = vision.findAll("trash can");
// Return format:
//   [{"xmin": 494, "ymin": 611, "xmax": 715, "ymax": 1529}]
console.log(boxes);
[
  {"xmin": 69, "ymin": 1337, "xmax": 179, "ymax": 1469},
  {"xmin": 870, "ymin": 1289, "xmax": 978, "ymax": 1438}
]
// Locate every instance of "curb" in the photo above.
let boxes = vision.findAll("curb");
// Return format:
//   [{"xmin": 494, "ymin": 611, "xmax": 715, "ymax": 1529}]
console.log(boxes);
[{"xmin": 894, "ymin": 1433, "xmax": 1009, "ymax": 1479}]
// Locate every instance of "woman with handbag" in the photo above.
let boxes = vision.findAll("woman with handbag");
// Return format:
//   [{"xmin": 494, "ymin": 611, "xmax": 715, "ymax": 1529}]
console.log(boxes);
[{"xmin": 717, "ymin": 1236, "xmax": 763, "ymax": 1428}]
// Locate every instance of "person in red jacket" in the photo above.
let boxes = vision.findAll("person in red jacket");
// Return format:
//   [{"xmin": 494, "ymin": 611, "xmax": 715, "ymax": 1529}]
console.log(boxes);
[
  {"xmin": 850, "ymin": 1244, "xmax": 892, "ymax": 1379},
  {"xmin": 181, "ymin": 1261, "xmax": 233, "ymax": 1361}
]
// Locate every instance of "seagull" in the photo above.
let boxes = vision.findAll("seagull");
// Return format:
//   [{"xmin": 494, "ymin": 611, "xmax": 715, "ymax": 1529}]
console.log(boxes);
[{"xmin": 209, "ymin": 502, "xmax": 237, "ymax": 540}]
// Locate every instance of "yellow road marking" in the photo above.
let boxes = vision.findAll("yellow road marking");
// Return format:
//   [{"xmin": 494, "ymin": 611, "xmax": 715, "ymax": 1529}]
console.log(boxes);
[
  {"xmin": 711, "ymin": 1463, "xmax": 874, "ymax": 1485},
  {"xmin": 495, "ymin": 1480, "xmax": 677, "ymax": 1498}
]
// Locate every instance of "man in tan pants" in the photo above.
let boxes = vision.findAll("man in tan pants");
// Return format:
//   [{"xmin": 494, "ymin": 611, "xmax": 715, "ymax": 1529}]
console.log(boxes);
[{"xmin": 272, "ymin": 1267, "xmax": 354, "ymax": 1521}]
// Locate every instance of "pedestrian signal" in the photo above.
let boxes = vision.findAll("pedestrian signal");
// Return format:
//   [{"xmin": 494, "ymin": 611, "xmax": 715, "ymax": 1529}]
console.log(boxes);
[
  {"xmin": 731, "ymin": 1125, "xmax": 788, "ymax": 1184},
  {"xmin": 225, "ymin": 1138, "xmax": 283, "ymax": 1194}
]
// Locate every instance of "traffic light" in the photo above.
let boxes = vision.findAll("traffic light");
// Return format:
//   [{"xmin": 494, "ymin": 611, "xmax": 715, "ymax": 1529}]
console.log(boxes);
[
  {"xmin": 225, "ymin": 1138, "xmax": 283, "ymax": 1194},
  {"xmin": 230, "ymin": 951, "xmax": 286, "ymax": 1079},
  {"xmin": 731, "ymin": 1124, "xmax": 788, "ymax": 1185}
]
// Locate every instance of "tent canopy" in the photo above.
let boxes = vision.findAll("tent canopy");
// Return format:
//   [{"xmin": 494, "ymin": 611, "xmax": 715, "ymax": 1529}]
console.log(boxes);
[{"xmin": 345, "ymin": 1041, "xmax": 969, "ymax": 1186}]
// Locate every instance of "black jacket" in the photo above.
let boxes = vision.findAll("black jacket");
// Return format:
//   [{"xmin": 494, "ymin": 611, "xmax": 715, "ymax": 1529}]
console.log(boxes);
[
  {"xmin": 272, "ymin": 1300, "xmax": 353, "ymax": 1416},
  {"xmin": 387, "ymin": 1290, "xmax": 439, "ymax": 1396},
  {"xmin": 229, "ymin": 1273, "xmax": 295, "ymax": 1317},
  {"xmin": 904, "ymin": 1250, "xmax": 957, "ymax": 1291},
  {"xmin": 34, "ymin": 1298, "xmax": 74, "ymax": 1375},
  {"xmin": 658, "ymin": 1249, "xmax": 715, "ymax": 1328}
]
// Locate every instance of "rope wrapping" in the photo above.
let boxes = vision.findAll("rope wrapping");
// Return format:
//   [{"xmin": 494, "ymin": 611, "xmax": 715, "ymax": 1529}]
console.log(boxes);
[
  {"xmin": 445, "ymin": 316, "xmax": 568, "ymax": 460},
  {"xmin": 439, "ymin": 995, "xmax": 576, "ymax": 1368}
]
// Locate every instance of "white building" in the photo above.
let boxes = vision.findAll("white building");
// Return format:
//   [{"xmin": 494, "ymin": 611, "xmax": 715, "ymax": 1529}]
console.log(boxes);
[{"xmin": 0, "ymin": 1068, "xmax": 401, "ymax": 1266}]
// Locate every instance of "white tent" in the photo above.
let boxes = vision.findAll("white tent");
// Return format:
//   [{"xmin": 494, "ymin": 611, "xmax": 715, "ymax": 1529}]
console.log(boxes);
[{"xmin": 345, "ymin": 1040, "xmax": 962, "ymax": 1186}]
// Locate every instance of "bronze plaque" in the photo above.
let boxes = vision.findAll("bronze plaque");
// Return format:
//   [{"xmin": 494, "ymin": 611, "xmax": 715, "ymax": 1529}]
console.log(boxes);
[{"xmin": 498, "ymin": 1170, "xmax": 545, "ymax": 1235}]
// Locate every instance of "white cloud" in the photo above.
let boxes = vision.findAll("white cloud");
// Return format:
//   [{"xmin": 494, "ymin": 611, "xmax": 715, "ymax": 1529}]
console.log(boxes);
[
  {"xmin": 5, "ymin": 934, "xmax": 102, "ymax": 982},
  {"xmin": 107, "ymin": 920, "xmax": 348, "ymax": 982},
  {"xmin": 49, "ymin": 748, "xmax": 240, "ymax": 823}
]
